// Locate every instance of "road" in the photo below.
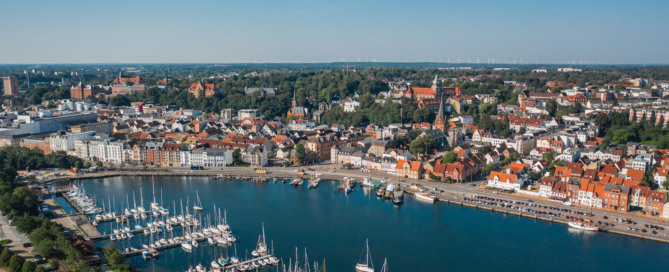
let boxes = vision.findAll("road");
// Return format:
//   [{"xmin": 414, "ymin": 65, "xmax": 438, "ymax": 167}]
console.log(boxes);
[{"xmin": 0, "ymin": 212, "xmax": 33, "ymax": 258}]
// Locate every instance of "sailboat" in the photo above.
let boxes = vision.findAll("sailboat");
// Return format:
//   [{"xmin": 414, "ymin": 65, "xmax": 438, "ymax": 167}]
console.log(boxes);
[
  {"xmin": 568, "ymin": 197, "xmax": 599, "ymax": 231},
  {"xmin": 251, "ymin": 223, "xmax": 268, "ymax": 257},
  {"xmin": 379, "ymin": 258, "xmax": 388, "ymax": 272},
  {"xmin": 356, "ymin": 239, "xmax": 374, "ymax": 272},
  {"xmin": 193, "ymin": 191, "xmax": 203, "ymax": 212}
]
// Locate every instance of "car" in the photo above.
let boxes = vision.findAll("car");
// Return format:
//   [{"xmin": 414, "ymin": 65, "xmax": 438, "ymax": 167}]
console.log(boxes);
[
  {"xmin": 22, "ymin": 242, "xmax": 31, "ymax": 247},
  {"xmin": 527, "ymin": 199, "xmax": 533, "ymax": 202},
  {"xmin": 34, "ymin": 255, "xmax": 45, "ymax": 263}
]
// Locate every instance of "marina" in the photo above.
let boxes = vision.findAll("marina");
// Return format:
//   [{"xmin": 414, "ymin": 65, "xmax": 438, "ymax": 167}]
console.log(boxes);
[{"xmin": 51, "ymin": 175, "xmax": 669, "ymax": 272}]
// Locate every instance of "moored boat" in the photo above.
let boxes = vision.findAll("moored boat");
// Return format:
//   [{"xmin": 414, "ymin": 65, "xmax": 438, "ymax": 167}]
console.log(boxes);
[{"xmin": 415, "ymin": 193, "xmax": 436, "ymax": 203}]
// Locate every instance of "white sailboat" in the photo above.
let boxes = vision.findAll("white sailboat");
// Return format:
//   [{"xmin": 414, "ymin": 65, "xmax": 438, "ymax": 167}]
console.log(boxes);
[
  {"xmin": 193, "ymin": 191, "xmax": 203, "ymax": 212},
  {"xmin": 568, "ymin": 197, "xmax": 599, "ymax": 232},
  {"xmin": 356, "ymin": 239, "xmax": 374, "ymax": 272}
]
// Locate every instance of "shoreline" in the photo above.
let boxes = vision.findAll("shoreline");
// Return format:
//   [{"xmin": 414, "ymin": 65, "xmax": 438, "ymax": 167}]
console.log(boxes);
[{"xmin": 42, "ymin": 169, "xmax": 669, "ymax": 245}]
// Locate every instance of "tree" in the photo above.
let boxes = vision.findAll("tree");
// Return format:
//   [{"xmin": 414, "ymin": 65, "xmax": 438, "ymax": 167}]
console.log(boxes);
[
  {"xmin": 641, "ymin": 168, "xmax": 656, "ymax": 188},
  {"xmin": 9, "ymin": 254, "xmax": 24, "ymax": 272},
  {"xmin": 0, "ymin": 247, "xmax": 13, "ymax": 266},
  {"xmin": 542, "ymin": 152, "xmax": 554, "ymax": 164},
  {"xmin": 546, "ymin": 100, "xmax": 558, "ymax": 117},
  {"xmin": 95, "ymin": 161, "xmax": 103, "ymax": 168},
  {"xmin": 295, "ymin": 144, "xmax": 306, "ymax": 165},
  {"xmin": 232, "ymin": 148, "xmax": 242, "ymax": 165},
  {"xmin": 35, "ymin": 239, "xmax": 57, "ymax": 258},
  {"xmin": 409, "ymin": 135, "xmax": 436, "ymax": 156},
  {"xmin": 13, "ymin": 213, "xmax": 39, "ymax": 233},
  {"xmin": 658, "ymin": 115, "xmax": 665, "ymax": 129},
  {"xmin": 108, "ymin": 95, "xmax": 131, "ymax": 106},
  {"xmin": 83, "ymin": 162, "xmax": 91, "ymax": 168},
  {"xmin": 21, "ymin": 261, "xmax": 37, "ymax": 272},
  {"xmin": 663, "ymin": 180, "xmax": 669, "ymax": 190},
  {"xmin": 441, "ymin": 152, "xmax": 457, "ymax": 164}
]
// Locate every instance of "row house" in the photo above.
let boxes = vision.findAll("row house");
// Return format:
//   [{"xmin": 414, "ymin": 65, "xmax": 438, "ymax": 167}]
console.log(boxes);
[
  {"xmin": 539, "ymin": 177, "xmax": 556, "ymax": 198},
  {"xmin": 190, "ymin": 148, "xmax": 232, "ymax": 167},
  {"xmin": 602, "ymin": 184, "xmax": 631, "ymax": 211},
  {"xmin": 577, "ymin": 179, "xmax": 605, "ymax": 208},
  {"xmin": 20, "ymin": 137, "xmax": 51, "ymax": 154},
  {"xmin": 646, "ymin": 191, "xmax": 667, "ymax": 217},
  {"xmin": 628, "ymin": 108, "xmax": 669, "ymax": 126},
  {"xmin": 49, "ymin": 131, "xmax": 95, "ymax": 153},
  {"xmin": 581, "ymin": 149, "xmax": 624, "ymax": 162},
  {"xmin": 246, "ymin": 146, "xmax": 268, "ymax": 167},
  {"xmin": 161, "ymin": 143, "xmax": 184, "ymax": 167},
  {"xmin": 308, "ymin": 131, "xmax": 364, "ymax": 161},
  {"xmin": 486, "ymin": 171, "xmax": 524, "ymax": 192},
  {"xmin": 74, "ymin": 139, "xmax": 123, "ymax": 163},
  {"xmin": 395, "ymin": 160, "xmax": 422, "ymax": 179},
  {"xmin": 368, "ymin": 140, "xmax": 389, "ymax": 157}
]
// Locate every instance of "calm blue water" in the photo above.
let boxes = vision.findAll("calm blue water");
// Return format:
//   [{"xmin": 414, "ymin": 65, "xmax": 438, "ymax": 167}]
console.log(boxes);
[
  {"xmin": 53, "ymin": 196, "xmax": 78, "ymax": 214},
  {"xmin": 73, "ymin": 176, "xmax": 669, "ymax": 272}
]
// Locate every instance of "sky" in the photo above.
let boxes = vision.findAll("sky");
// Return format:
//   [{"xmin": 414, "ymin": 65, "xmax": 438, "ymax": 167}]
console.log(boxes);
[{"xmin": 1, "ymin": 0, "xmax": 668, "ymax": 64}]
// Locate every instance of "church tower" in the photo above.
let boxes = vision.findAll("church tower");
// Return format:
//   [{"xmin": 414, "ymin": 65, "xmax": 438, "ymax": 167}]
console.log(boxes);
[
  {"xmin": 432, "ymin": 75, "xmax": 441, "ymax": 97},
  {"xmin": 433, "ymin": 95, "xmax": 446, "ymax": 132},
  {"xmin": 292, "ymin": 90, "xmax": 297, "ymax": 108}
]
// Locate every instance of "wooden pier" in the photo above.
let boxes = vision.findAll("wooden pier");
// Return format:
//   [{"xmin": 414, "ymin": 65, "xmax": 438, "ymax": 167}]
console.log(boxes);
[
  {"xmin": 90, "ymin": 220, "xmax": 199, "ymax": 241},
  {"xmin": 219, "ymin": 255, "xmax": 276, "ymax": 270},
  {"xmin": 121, "ymin": 232, "xmax": 235, "ymax": 257}
]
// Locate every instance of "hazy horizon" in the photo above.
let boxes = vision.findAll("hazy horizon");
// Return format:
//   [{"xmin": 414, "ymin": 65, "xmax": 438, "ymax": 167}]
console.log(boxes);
[{"xmin": 1, "ymin": 0, "xmax": 668, "ymax": 65}]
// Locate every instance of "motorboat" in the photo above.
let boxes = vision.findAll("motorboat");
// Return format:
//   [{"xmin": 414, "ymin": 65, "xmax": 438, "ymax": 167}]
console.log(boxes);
[{"xmin": 415, "ymin": 193, "xmax": 436, "ymax": 203}]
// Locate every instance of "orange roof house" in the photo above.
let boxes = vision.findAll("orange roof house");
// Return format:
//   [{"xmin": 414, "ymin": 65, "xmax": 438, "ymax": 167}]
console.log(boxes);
[
  {"xmin": 625, "ymin": 169, "xmax": 644, "ymax": 182},
  {"xmin": 188, "ymin": 82, "xmax": 218, "ymax": 98}
]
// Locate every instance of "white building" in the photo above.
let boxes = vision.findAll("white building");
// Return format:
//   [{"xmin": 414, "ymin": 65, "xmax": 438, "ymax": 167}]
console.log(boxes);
[
  {"xmin": 49, "ymin": 131, "xmax": 95, "ymax": 153},
  {"xmin": 343, "ymin": 100, "xmax": 360, "ymax": 112},
  {"xmin": 487, "ymin": 171, "xmax": 524, "ymax": 192},
  {"xmin": 190, "ymin": 148, "xmax": 232, "ymax": 167}
]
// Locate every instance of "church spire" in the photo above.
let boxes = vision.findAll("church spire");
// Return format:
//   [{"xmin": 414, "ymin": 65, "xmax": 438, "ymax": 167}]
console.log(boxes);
[
  {"xmin": 434, "ymin": 95, "xmax": 446, "ymax": 132},
  {"xmin": 292, "ymin": 89, "xmax": 297, "ymax": 108},
  {"xmin": 437, "ymin": 94, "xmax": 444, "ymax": 119}
]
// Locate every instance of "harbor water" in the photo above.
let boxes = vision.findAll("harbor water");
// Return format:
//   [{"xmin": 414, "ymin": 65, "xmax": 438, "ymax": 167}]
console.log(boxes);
[{"xmin": 73, "ymin": 176, "xmax": 669, "ymax": 272}]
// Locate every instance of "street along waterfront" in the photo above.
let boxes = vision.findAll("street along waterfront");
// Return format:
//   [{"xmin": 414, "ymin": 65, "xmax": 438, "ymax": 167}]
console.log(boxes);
[{"xmin": 76, "ymin": 176, "xmax": 668, "ymax": 272}]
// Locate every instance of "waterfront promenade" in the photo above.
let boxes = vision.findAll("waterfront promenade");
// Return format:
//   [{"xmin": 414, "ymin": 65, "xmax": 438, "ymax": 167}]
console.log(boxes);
[{"xmin": 40, "ymin": 165, "xmax": 669, "ymax": 244}]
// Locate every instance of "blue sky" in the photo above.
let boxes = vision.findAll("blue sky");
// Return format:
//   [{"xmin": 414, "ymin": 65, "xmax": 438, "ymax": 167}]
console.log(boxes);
[{"xmin": 1, "ymin": 0, "xmax": 668, "ymax": 64}]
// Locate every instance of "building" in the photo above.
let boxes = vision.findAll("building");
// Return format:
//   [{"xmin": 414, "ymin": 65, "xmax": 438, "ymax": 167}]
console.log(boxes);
[
  {"xmin": 190, "ymin": 148, "xmax": 232, "ymax": 167},
  {"xmin": 20, "ymin": 136, "xmax": 51, "ymax": 154},
  {"xmin": 239, "ymin": 109, "xmax": 260, "ymax": 119},
  {"xmin": 244, "ymin": 87, "xmax": 276, "ymax": 97},
  {"xmin": 395, "ymin": 160, "xmax": 422, "ymax": 179},
  {"xmin": 433, "ymin": 96, "xmax": 446, "ymax": 132},
  {"xmin": 70, "ymin": 122, "xmax": 113, "ymax": 136},
  {"xmin": 602, "ymin": 184, "xmax": 630, "ymax": 211},
  {"xmin": 287, "ymin": 91, "xmax": 307, "ymax": 119},
  {"xmin": 161, "ymin": 143, "xmax": 184, "ymax": 167},
  {"xmin": 188, "ymin": 82, "xmax": 218, "ymax": 98},
  {"xmin": 70, "ymin": 82, "xmax": 105, "ymax": 100},
  {"xmin": 0, "ymin": 113, "xmax": 98, "ymax": 136},
  {"xmin": 2, "ymin": 76, "xmax": 19, "ymax": 96},
  {"xmin": 487, "ymin": 171, "xmax": 523, "ymax": 191},
  {"xmin": 49, "ymin": 131, "xmax": 96, "ymax": 153}
]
